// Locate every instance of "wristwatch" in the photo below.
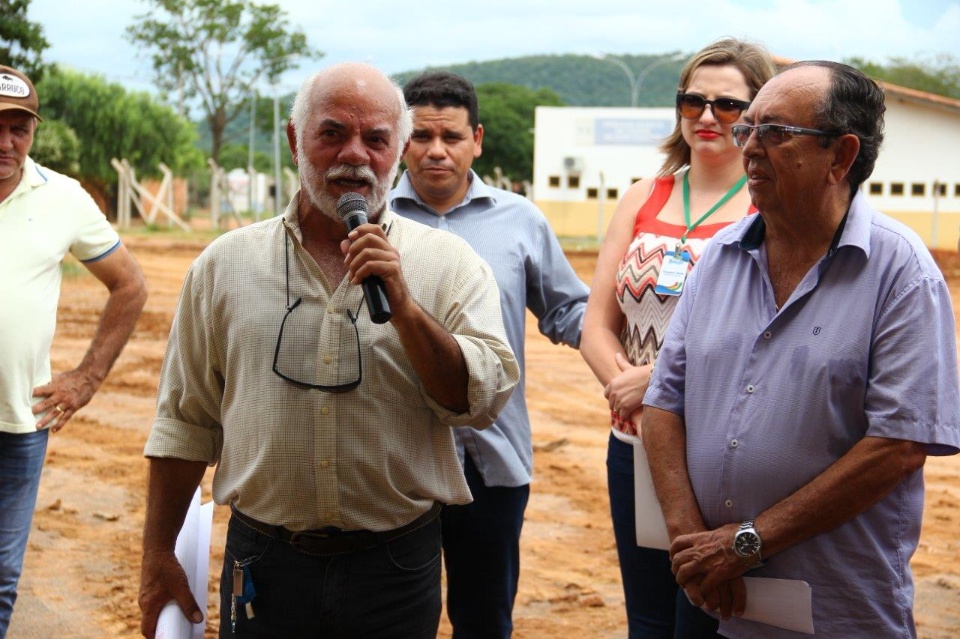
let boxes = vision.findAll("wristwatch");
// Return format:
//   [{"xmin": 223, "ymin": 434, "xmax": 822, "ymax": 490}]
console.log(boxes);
[{"xmin": 732, "ymin": 520, "xmax": 764, "ymax": 568}]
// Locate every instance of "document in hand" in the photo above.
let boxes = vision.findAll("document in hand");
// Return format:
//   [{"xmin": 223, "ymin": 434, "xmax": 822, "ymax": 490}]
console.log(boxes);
[
  {"xmin": 632, "ymin": 442, "xmax": 815, "ymax": 634},
  {"xmin": 155, "ymin": 488, "xmax": 214, "ymax": 639},
  {"xmin": 632, "ymin": 440, "xmax": 670, "ymax": 550},
  {"xmin": 742, "ymin": 577, "xmax": 814, "ymax": 634}
]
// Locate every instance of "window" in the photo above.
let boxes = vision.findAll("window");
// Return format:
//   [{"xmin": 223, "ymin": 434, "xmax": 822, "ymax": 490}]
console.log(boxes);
[
  {"xmin": 868, "ymin": 182, "xmax": 883, "ymax": 195},
  {"xmin": 567, "ymin": 175, "xmax": 580, "ymax": 189},
  {"xmin": 548, "ymin": 176, "xmax": 560, "ymax": 188},
  {"xmin": 955, "ymin": 184, "xmax": 960, "ymax": 197},
  {"xmin": 890, "ymin": 183, "xmax": 904, "ymax": 196},
  {"xmin": 935, "ymin": 182, "xmax": 946, "ymax": 197},
  {"xmin": 607, "ymin": 188, "xmax": 619, "ymax": 200},
  {"xmin": 631, "ymin": 177, "xmax": 643, "ymax": 184},
  {"xmin": 911, "ymin": 183, "xmax": 925, "ymax": 197},
  {"xmin": 586, "ymin": 187, "xmax": 599, "ymax": 199}
]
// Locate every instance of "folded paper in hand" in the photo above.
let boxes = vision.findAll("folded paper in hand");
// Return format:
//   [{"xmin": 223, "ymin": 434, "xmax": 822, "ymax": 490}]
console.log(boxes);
[
  {"xmin": 155, "ymin": 488, "xmax": 214, "ymax": 639},
  {"xmin": 632, "ymin": 442, "xmax": 814, "ymax": 634}
]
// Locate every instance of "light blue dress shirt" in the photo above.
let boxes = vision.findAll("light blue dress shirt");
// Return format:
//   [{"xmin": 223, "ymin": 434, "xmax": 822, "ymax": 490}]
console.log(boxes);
[
  {"xmin": 645, "ymin": 191, "xmax": 960, "ymax": 638},
  {"xmin": 390, "ymin": 170, "xmax": 589, "ymax": 487}
]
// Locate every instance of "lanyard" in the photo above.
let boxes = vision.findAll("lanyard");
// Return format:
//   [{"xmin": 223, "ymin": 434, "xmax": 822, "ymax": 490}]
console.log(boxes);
[{"xmin": 680, "ymin": 171, "xmax": 748, "ymax": 246}]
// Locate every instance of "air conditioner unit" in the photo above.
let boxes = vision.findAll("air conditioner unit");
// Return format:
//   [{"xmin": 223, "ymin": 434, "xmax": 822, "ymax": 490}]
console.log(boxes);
[{"xmin": 563, "ymin": 156, "xmax": 584, "ymax": 175}]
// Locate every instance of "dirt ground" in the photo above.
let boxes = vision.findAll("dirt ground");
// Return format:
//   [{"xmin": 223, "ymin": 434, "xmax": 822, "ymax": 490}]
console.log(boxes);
[{"xmin": 7, "ymin": 236, "xmax": 960, "ymax": 638}]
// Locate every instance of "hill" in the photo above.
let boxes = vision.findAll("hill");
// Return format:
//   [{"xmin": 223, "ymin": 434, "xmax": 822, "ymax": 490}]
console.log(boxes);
[
  {"xmin": 391, "ymin": 53, "xmax": 687, "ymax": 107},
  {"xmin": 202, "ymin": 53, "xmax": 688, "ymax": 166}
]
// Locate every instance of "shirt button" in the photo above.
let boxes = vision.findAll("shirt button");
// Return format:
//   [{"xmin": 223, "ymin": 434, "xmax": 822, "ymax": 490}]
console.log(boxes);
[
  {"xmin": 326, "ymin": 307, "xmax": 333, "ymax": 315},
  {"xmin": 746, "ymin": 384, "xmax": 756, "ymax": 393},
  {"xmin": 730, "ymin": 439, "xmax": 739, "ymax": 448},
  {"xmin": 323, "ymin": 355, "xmax": 332, "ymax": 365},
  {"xmin": 319, "ymin": 460, "xmax": 329, "ymax": 468},
  {"xmin": 320, "ymin": 406, "xmax": 329, "ymax": 415},
  {"xmin": 725, "ymin": 499, "xmax": 734, "ymax": 508},
  {"xmin": 763, "ymin": 331, "xmax": 772, "ymax": 339}
]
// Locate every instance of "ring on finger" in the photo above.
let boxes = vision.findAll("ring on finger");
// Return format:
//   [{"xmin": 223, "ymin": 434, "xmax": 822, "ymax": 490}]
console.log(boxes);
[{"xmin": 54, "ymin": 404, "xmax": 65, "ymax": 415}]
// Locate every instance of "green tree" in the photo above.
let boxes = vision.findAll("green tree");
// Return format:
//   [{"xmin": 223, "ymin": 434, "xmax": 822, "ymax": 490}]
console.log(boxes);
[
  {"xmin": 198, "ymin": 90, "xmax": 295, "ymax": 170},
  {"xmin": 37, "ymin": 68, "xmax": 204, "ymax": 202},
  {"xmin": 0, "ymin": 0, "xmax": 50, "ymax": 79},
  {"xmin": 846, "ymin": 54, "xmax": 960, "ymax": 100},
  {"xmin": 473, "ymin": 83, "xmax": 564, "ymax": 182},
  {"xmin": 218, "ymin": 142, "xmax": 274, "ymax": 173},
  {"xmin": 126, "ymin": 0, "xmax": 319, "ymax": 163},
  {"xmin": 30, "ymin": 119, "xmax": 80, "ymax": 175}
]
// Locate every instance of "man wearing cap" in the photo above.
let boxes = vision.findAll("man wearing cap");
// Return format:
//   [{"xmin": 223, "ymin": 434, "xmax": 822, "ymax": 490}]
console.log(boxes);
[{"xmin": 0, "ymin": 65, "xmax": 147, "ymax": 636}]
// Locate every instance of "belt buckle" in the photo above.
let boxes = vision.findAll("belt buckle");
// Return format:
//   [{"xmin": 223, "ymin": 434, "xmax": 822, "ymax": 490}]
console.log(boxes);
[{"xmin": 289, "ymin": 529, "xmax": 336, "ymax": 554}]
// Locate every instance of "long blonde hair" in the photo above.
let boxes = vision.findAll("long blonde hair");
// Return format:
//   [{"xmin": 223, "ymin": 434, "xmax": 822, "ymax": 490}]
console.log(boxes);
[{"xmin": 657, "ymin": 38, "xmax": 778, "ymax": 177}]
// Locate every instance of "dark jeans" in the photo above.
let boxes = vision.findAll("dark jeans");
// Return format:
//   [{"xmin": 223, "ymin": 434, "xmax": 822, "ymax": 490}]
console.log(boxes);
[
  {"xmin": 442, "ymin": 455, "xmax": 530, "ymax": 639},
  {"xmin": 0, "ymin": 429, "xmax": 49, "ymax": 639},
  {"xmin": 220, "ymin": 508, "xmax": 442, "ymax": 638},
  {"xmin": 607, "ymin": 433, "xmax": 721, "ymax": 639}
]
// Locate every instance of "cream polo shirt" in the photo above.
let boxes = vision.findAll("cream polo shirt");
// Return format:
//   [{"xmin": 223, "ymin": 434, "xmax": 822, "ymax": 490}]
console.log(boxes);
[
  {"xmin": 145, "ymin": 195, "xmax": 520, "ymax": 532},
  {"xmin": 0, "ymin": 157, "xmax": 120, "ymax": 433}
]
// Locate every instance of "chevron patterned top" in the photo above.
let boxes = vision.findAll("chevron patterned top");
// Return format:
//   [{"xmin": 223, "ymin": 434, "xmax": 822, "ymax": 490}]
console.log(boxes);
[{"xmin": 612, "ymin": 174, "xmax": 753, "ymax": 437}]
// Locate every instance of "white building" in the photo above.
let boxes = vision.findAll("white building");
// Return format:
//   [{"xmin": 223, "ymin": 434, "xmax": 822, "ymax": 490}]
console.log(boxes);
[{"xmin": 533, "ymin": 84, "xmax": 960, "ymax": 250}]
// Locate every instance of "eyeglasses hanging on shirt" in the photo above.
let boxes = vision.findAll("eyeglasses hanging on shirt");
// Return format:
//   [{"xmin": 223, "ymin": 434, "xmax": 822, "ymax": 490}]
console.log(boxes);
[{"xmin": 272, "ymin": 231, "xmax": 363, "ymax": 392}]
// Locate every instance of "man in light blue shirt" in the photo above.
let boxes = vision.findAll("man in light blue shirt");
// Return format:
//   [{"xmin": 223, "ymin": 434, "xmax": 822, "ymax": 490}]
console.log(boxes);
[
  {"xmin": 642, "ymin": 61, "xmax": 960, "ymax": 638},
  {"xmin": 390, "ymin": 71, "xmax": 588, "ymax": 638}
]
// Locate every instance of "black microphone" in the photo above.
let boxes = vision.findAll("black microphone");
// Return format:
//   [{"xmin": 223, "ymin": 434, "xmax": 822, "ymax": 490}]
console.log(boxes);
[{"xmin": 336, "ymin": 192, "xmax": 392, "ymax": 324}]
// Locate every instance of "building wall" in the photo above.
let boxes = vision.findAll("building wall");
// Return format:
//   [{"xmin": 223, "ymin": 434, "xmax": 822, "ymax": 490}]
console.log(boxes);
[
  {"xmin": 532, "ymin": 107, "xmax": 673, "ymax": 237},
  {"xmin": 533, "ymin": 103, "xmax": 960, "ymax": 250},
  {"xmin": 862, "ymin": 98, "xmax": 960, "ymax": 250}
]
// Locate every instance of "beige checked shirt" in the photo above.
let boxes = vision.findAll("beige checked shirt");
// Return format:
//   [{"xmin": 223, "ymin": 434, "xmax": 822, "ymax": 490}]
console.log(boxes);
[{"xmin": 145, "ymin": 196, "xmax": 519, "ymax": 532}]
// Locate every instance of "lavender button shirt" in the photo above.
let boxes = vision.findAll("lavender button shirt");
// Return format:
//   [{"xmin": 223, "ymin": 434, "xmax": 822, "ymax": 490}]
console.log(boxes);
[{"xmin": 645, "ymin": 191, "xmax": 960, "ymax": 638}]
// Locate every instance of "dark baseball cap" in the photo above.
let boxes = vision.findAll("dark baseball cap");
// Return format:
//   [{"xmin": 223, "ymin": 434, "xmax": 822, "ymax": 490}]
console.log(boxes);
[{"xmin": 0, "ymin": 65, "xmax": 43, "ymax": 121}]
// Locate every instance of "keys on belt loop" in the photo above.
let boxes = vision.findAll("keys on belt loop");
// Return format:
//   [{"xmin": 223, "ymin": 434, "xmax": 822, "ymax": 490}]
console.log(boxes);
[{"xmin": 231, "ymin": 560, "xmax": 257, "ymax": 634}]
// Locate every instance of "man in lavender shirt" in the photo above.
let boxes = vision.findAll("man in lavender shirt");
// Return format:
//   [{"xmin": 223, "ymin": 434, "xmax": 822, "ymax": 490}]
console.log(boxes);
[{"xmin": 642, "ymin": 61, "xmax": 960, "ymax": 638}]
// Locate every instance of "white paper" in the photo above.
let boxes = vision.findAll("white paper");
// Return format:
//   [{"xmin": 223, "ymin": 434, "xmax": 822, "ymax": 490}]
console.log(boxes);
[
  {"xmin": 632, "ymin": 441, "xmax": 670, "ymax": 550},
  {"xmin": 741, "ymin": 577, "xmax": 814, "ymax": 633},
  {"xmin": 632, "ymin": 443, "xmax": 815, "ymax": 634},
  {"xmin": 155, "ymin": 488, "xmax": 214, "ymax": 639}
]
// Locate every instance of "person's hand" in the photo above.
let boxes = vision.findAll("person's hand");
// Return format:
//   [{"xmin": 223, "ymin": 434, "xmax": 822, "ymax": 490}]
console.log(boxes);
[
  {"xmin": 603, "ymin": 354, "xmax": 651, "ymax": 420},
  {"xmin": 340, "ymin": 223, "xmax": 413, "ymax": 318},
  {"xmin": 138, "ymin": 549, "xmax": 203, "ymax": 638},
  {"xmin": 669, "ymin": 524, "xmax": 748, "ymax": 609},
  {"xmin": 688, "ymin": 575, "xmax": 747, "ymax": 620},
  {"xmin": 31, "ymin": 369, "xmax": 99, "ymax": 432}
]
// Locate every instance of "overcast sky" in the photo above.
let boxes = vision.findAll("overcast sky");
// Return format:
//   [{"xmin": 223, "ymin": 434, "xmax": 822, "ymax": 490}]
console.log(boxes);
[{"xmin": 27, "ymin": 0, "xmax": 960, "ymax": 96}]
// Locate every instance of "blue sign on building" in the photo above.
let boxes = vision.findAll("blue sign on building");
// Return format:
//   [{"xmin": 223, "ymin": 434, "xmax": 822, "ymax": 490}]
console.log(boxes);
[{"xmin": 595, "ymin": 118, "xmax": 673, "ymax": 146}]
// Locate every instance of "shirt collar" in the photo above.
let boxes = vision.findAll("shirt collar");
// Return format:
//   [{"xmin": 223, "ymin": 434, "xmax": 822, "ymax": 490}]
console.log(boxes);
[
  {"xmin": 727, "ymin": 190, "xmax": 873, "ymax": 260},
  {"xmin": 390, "ymin": 169, "xmax": 497, "ymax": 215},
  {"xmin": 6, "ymin": 156, "xmax": 48, "ymax": 202}
]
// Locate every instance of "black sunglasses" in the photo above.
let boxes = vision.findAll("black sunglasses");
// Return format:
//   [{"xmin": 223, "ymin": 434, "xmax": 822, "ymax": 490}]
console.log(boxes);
[{"xmin": 676, "ymin": 93, "xmax": 751, "ymax": 124}]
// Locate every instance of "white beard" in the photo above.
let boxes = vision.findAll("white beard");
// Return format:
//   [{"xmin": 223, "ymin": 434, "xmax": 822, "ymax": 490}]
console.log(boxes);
[{"xmin": 296, "ymin": 143, "xmax": 396, "ymax": 222}]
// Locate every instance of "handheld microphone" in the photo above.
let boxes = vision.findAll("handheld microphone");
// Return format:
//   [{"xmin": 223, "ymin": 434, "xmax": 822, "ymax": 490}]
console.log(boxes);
[{"xmin": 336, "ymin": 192, "xmax": 392, "ymax": 324}]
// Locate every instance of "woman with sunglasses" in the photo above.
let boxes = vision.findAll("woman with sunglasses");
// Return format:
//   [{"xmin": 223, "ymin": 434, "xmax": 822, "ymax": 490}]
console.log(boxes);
[{"xmin": 580, "ymin": 38, "xmax": 777, "ymax": 639}]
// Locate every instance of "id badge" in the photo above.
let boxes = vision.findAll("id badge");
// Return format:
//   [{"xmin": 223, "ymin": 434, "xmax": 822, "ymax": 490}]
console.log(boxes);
[{"xmin": 654, "ymin": 251, "xmax": 691, "ymax": 296}]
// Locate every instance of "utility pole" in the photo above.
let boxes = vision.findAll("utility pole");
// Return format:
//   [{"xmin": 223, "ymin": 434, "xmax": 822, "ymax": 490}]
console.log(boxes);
[
  {"xmin": 177, "ymin": 61, "xmax": 186, "ymax": 118},
  {"xmin": 273, "ymin": 87, "xmax": 282, "ymax": 218},
  {"xmin": 249, "ymin": 90, "xmax": 257, "ymax": 221}
]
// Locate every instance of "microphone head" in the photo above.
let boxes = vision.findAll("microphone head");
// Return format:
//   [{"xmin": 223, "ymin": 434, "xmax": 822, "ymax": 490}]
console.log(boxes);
[{"xmin": 336, "ymin": 192, "xmax": 368, "ymax": 222}]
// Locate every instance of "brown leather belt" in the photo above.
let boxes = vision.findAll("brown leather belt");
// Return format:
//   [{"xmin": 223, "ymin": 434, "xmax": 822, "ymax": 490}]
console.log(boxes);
[{"xmin": 230, "ymin": 502, "xmax": 442, "ymax": 556}]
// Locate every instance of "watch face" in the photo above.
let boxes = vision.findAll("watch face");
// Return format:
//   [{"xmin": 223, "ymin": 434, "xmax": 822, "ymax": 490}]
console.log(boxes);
[{"xmin": 735, "ymin": 531, "xmax": 761, "ymax": 557}]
